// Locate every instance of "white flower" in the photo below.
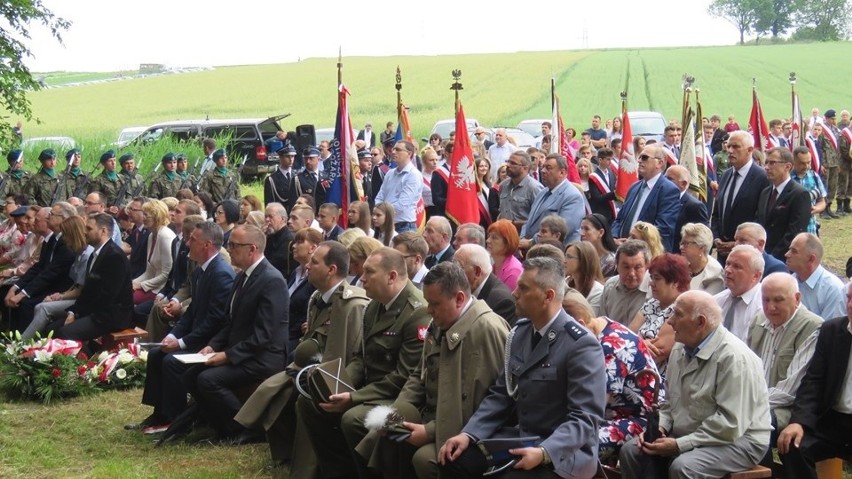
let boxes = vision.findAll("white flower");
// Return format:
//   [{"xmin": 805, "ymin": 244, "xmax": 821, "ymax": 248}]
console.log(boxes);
[
  {"xmin": 118, "ymin": 351, "xmax": 134, "ymax": 365},
  {"xmin": 138, "ymin": 350, "xmax": 148, "ymax": 362},
  {"xmin": 97, "ymin": 351, "xmax": 109, "ymax": 362},
  {"xmin": 115, "ymin": 369, "xmax": 127, "ymax": 380},
  {"xmin": 5, "ymin": 344, "xmax": 15, "ymax": 356},
  {"xmin": 33, "ymin": 350, "xmax": 53, "ymax": 363}
]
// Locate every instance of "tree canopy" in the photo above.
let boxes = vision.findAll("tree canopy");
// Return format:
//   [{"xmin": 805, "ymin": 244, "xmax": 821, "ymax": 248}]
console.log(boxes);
[{"xmin": 708, "ymin": 0, "xmax": 852, "ymax": 43}]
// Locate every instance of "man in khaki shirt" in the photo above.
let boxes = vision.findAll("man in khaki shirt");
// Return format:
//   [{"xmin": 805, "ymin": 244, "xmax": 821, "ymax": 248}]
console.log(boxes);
[{"xmin": 620, "ymin": 290, "xmax": 772, "ymax": 478}]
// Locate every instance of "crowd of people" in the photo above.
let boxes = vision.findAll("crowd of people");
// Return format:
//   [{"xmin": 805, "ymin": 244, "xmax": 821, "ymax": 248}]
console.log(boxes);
[{"xmin": 1, "ymin": 109, "xmax": 851, "ymax": 479}]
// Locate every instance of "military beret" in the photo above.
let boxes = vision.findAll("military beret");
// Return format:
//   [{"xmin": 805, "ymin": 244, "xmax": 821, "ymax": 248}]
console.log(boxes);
[
  {"xmin": 118, "ymin": 153, "xmax": 135, "ymax": 164},
  {"xmin": 293, "ymin": 337, "xmax": 322, "ymax": 368},
  {"xmin": 276, "ymin": 145, "xmax": 297, "ymax": 156},
  {"xmin": 9, "ymin": 206, "xmax": 28, "ymax": 217},
  {"xmin": 212, "ymin": 149, "xmax": 227, "ymax": 161},
  {"xmin": 100, "ymin": 150, "xmax": 116, "ymax": 164},
  {"xmin": 306, "ymin": 147, "xmax": 320, "ymax": 158},
  {"xmin": 357, "ymin": 149, "xmax": 373, "ymax": 159},
  {"xmin": 65, "ymin": 148, "xmax": 80, "ymax": 161},
  {"xmin": 161, "ymin": 152, "xmax": 176, "ymax": 163},
  {"xmin": 175, "ymin": 153, "xmax": 187, "ymax": 162},
  {"xmin": 6, "ymin": 149, "xmax": 22, "ymax": 166},
  {"xmin": 382, "ymin": 137, "xmax": 396, "ymax": 147},
  {"xmin": 38, "ymin": 149, "xmax": 56, "ymax": 161},
  {"xmin": 825, "ymin": 109, "xmax": 837, "ymax": 118}
]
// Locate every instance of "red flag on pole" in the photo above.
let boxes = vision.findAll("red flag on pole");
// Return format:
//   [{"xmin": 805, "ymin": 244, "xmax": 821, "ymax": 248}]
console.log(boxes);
[
  {"xmin": 446, "ymin": 102, "xmax": 479, "ymax": 226},
  {"xmin": 749, "ymin": 88, "xmax": 771, "ymax": 151},
  {"xmin": 616, "ymin": 98, "xmax": 637, "ymax": 201},
  {"xmin": 550, "ymin": 82, "xmax": 579, "ymax": 182}
]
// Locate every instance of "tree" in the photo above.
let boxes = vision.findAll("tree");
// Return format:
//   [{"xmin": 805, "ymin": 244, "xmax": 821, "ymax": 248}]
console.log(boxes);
[
  {"xmin": 792, "ymin": 0, "xmax": 852, "ymax": 41},
  {"xmin": 708, "ymin": 0, "xmax": 761, "ymax": 44},
  {"xmin": 0, "ymin": 1, "xmax": 70, "ymax": 149},
  {"xmin": 752, "ymin": 0, "xmax": 797, "ymax": 39}
]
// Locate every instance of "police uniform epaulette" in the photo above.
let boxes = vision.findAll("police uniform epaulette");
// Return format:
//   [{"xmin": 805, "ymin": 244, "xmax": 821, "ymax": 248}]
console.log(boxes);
[{"xmin": 565, "ymin": 321, "xmax": 588, "ymax": 340}]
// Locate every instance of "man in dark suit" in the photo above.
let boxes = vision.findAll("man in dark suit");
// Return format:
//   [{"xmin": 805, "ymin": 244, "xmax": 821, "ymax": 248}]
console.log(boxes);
[
  {"xmin": 184, "ymin": 225, "xmax": 289, "ymax": 442},
  {"xmin": 50, "ymin": 213, "xmax": 132, "ymax": 341},
  {"xmin": 125, "ymin": 197, "xmax": 151, "ymax": 278},
  {"xmin": 317, "ymin": 203, "xmax": 343, "ymax": 242},
  {"xmin": 357, "ymin": 123, "xmax": 376, "ymax": 149},
  {"xmin": 778, "ymin": 283, "xmax": 852, "ymax": 479},
  {"xmin": 263, "ymin": 202, "xmax": 294, "ymax": 278},
  {"xmin": 5, "ymin": 203, "xmax": 76, "ymax": 332},
  {"xmin": 711, "ymin": 131, "xmax": 771, "ymax": 264},
  {"xmin": 430, "ymin": 160, "xmax": 451, "ymax": 217},
  {"xmin": 439, "ymin": 257, "xmax": 606, "ymax": 478},
  {"xmin": 611, "ymin": 144, "xmax": 682, "ymax": 252},
  {"xmin": 588, "ymin": 147, "xmax": 619, "ymax": 223},
  {"xmin": 710, "ymin": 115, "xmax": 727, "ymax": 156},
  {"xmin": 757, "ymin": 147, "xmax": 812, "ymax": 262},
  {"xmin": 264, "ymin": 145, "xmax": 297, "ymax": 209},
  {"xmin": 424, "ymin": 216, "xmax": 455, "ymax": 269},
  {"xmin": 665, "ymin": 165, "xmax": 710, "ymax": 250},
  {"xmin": 292, "ymin": 147, "xmax": 321, "ymax": 210},
  {"xmin": 128, "ymin": 221, "xmax": 235, "ymax": 433},
  {"xmin": 455, "ymin": 244, "xmax": 518, "ymax": 325}
]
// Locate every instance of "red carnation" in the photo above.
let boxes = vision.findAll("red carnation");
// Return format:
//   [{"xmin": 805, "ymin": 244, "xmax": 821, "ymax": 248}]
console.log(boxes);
[
  {"xmin": 77, "ymin": 352, "xmax": 89, "ymax": 361},
  {"xmin": 51, "ymin": 368, "xmax": 61, "ymax": 378},
  {"xmin": 77, "ymin": 366, "xmax": 88, "ymax": 376}
]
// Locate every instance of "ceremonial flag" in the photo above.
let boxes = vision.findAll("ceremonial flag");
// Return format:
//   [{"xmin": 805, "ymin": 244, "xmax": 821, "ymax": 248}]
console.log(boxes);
[
  {"xmin": 446, "ymin": 101, "xmax": 479, "ymax": 226},
  {"xmin": 616, "ymin": 98, "xmax": 637, "ymax": 201},
  {"xmin": 551, "ymin": 80, "xmax": 579, "ymax": 182},
  {"xmin": 328, "ymin": 83, "xmax": 354, "ymax": 228},
  {"xmin": 680, "ymin": 109, "xmax": 703, "ymax": 199},
  {"xmin": 749, "ymin": 88, "xmax": 771, "ymax": 151},
  {"xmin": 791, "ymin": 90, "xmax": 803, "ymax": 149},
  {"xmin": 695, "ymin": 92, "xmax": 714, "ymax": 181}
]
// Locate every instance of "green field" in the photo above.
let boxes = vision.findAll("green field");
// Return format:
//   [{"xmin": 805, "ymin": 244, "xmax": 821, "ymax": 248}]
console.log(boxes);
[{"xmin": 20, "ymin": 42, "xmax": 852, "ymax": 151}]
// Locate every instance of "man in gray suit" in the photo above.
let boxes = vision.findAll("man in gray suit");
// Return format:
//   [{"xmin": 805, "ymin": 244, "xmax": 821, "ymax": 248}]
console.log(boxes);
[
  {"xmin": 519, "ymin": 154, "xmax": 585, "ymax": 249},
  {"xmin": 438, "ymin": 257, "xmax": 606, "ymax": 478}
]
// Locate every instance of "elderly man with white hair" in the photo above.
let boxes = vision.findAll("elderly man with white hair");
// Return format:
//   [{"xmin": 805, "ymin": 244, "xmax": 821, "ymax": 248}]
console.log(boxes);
[
  {"xmin": 785, "ymin": 232, "xmax": 846, "ymax": 320},
  {"xmin": 423, "ymin": 216, "xmax": 454, "ymax": 269},
  {"xmin": 734, "ymin": 222, "xmax": 789, "ymax": 278},
  {"xmin": 747, "ymin": 272, "xmax": 823, "ymax": 467},
  {"xmin": 679, "ymin": 222, "xmax": 724, "ymax": 295},
  {"xmin": 713, "ymin": 244, "xmax": 765, "ymax": 342},
  {"xmin": 453, "ymin": 244, "xmax": 517, "ymax": 325},
  {"xmin": 486, "ymin": 128, "xmax": 518, "ymax": 182},
  {"xmin": 619, "ymin": 290, "xmax": 771, "ymax": 479}
]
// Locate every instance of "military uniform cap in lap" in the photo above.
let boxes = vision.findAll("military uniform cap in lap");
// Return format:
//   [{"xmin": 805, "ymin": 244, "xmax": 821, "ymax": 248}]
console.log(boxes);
[
  {"xmin": 6, "ymin": 149, "xmax": 22, "ymax": 165},
  {"xmin": 38, "ymin": 149, "xmax": 56, "ymax": 161},
  {"xmin": 100, "ymin": 150, "xmax": 116, "ymax": 163},
  {"xmin": 293, "ymin": 338, "xmax": 322, "ymax": 368},
  {"xmin": 118, "ymin": 153, "xmax": 135, "ymax": 164}
]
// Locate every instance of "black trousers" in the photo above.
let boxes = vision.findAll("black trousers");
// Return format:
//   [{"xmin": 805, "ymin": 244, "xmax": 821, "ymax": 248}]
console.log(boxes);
[
  {"xmin": 184, "ymin": 363, "xmax": 259, "ymax": 438},
  {"xmin": 50, "ymin": 314, "xmax": 111, "ymax": 342},
  {"xmin": 141, "ymin": 348, "xmax": 192, "ymax": 422},
  {"xmin": 781, "ymin": 410, "xmax": 852, "ymax": 479},
  {"xmin": 440, "ymin": 442, "xmax": 560, "ymax": 479}
]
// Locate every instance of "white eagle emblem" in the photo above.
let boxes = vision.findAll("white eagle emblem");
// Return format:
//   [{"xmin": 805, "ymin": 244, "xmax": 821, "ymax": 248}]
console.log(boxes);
[
  {"xmin": 619, "ymin": 146, "xmax": 638, "ymax": 174},
  {"xmin": 452, "ymin": 155, "xmax": 476, "ymax": 190}
]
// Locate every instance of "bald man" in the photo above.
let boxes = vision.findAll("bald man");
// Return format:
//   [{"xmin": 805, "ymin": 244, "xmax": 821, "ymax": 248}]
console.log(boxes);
[{"xmin": 665, "ymin": 165, "xmax": 709, "ymax": 250}]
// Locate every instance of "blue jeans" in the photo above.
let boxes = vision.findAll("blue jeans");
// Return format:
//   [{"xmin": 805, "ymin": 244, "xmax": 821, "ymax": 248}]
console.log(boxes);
[{"xmin": 395, "ymin": 221, "xmax": 417, "ymax": 233}]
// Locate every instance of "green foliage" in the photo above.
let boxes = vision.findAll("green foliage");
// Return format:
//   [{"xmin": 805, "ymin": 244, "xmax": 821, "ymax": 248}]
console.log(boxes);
[
  {"xmin": 792, "ymin": 0, "xmax": 852, "ymax": 41},
  {"xmin": 0, "ymin": 0, "xmax": 70, "ymax": 149}
]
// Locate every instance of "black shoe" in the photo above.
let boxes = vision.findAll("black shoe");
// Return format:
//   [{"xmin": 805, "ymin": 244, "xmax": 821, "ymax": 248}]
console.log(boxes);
[
  {"xmin": 228, "ymin": 429, "xmax": 266, "ymax": 446},
  {"xmin": 124, "ymin": 413, "xmax": 163, "ymax": 431}
]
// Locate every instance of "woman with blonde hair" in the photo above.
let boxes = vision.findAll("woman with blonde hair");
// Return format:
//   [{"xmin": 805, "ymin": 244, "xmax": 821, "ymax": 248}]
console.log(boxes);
[
  {"xmin": 475, "ymin": 157, "xmax": 495, "ymax": 225},
  {"xmin": 347, "ymin": 236, "xmax": 384, "ymax": 287},
  {"xmin": 132, "ymin": 199, "xmax": 176, "ymax": 305},
  {"xmin": 420, "ymin": 146, "xmax": 439, "ymax": 219},
  {"xmin": 564, "ymin": 241, "xmax": 605, "ymax": 314},
  {"xmin": 239, "ymin": 195, "xmax": 263, "ymax": 224},
  {"xmin": 576, "ymin": 157, "xmax": 592, "ymax": 193},
  {"xmin": 629, "ymin": 221, "xmax": 665, "ymax": 259},
  {"xmin": 337, "ymin": 228, "xmax": 366, "ymax": 248}
]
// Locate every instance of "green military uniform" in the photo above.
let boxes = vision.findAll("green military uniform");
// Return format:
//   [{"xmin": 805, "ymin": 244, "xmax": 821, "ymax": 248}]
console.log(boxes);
[
  {"xmin": 198, "ymin": 167, "xmax": 240, "ymax": 203},
  {"xmin": 821, "ymin": 125, "xmax": 841, "ymax": 205},
  {"xmin": 2, "ymin": 170, "xmax": 29, "ymax": 199},
  {"xmin": 295, "ymin": 280, "xmax": 430, "ymax": 479},
  {"xmin": 837, "ymin": 127, "xmax": 852, "ymax": 213},
  {"xmin": 175, "ymin": 171, "xmax": 197, "ymax": 193},
  {"xmin": 63, "ymin": 168, "xmax": 90, "ymax": 200},
  {"xmin": 236, "ymin": 282, "xmax": 369, "ymax": 465},
  {"xmin": 357, "ymin": 299, "xmax": 510, "ymax": 479},
  {"xmin": 23, "ymin": 168, "xmax": 64, "ymax": 207},
  {"xmin": 117, "ymin": 170, "xmax": 144, "ymax": 206},
  {"xmin": 88, "ymin": 170, "xmax": 122, "ymax": 206},
  {"xmin": 148, "ymin": 172, "xmax": 183, "ymax": 199}
]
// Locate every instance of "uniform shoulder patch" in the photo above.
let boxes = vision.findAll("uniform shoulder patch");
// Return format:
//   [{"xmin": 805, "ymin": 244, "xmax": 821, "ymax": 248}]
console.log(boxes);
[
  {"xmin": 565, "ymin": 321, "xmax": 588, "ymax": 340},
  {"xmin": 514, "ymin": 318, "xmax": 532, "ymax": 327}
]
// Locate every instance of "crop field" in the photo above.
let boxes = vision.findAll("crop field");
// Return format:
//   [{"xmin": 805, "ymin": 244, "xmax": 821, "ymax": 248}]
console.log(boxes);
[{"xmin": 22, "ymin": 42, "xmax": 852, "ymax": 150}]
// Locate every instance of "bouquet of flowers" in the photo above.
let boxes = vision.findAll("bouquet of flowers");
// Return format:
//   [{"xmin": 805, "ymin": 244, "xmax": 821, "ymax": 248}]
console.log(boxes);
[
  {"xmin": 84, "ymin": 343, "xmax": 148, "ymax": 390},
  {"xmin": 0, "ymin": 333, "xmax": 96, "ymax": 404}
]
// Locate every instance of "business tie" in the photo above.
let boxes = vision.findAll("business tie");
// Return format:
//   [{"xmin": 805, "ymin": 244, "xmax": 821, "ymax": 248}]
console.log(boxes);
[
  {"xmin": 316, "ymin": 297, "xmax": 331, "ymax": 310},
  {"xmin": 425, "ymin": 255, "xmax": 437, "ymax": 269},
  {"xmin": 86, "ymin": 253, "xmax": 96, "ymax": 275},
  {"xmin": 725, "ymin": 171, "xmax": 740, "ymax": 218},
  {"xmin": 531, "ymin": 331, "xmax": 543, "ymax": 349},
  {"xmin": 767, "ymin": 187, "xmax": 779, "ymax": 214},
  {"xmin": 620, "ymin": 181, "xmax": 646, "ymax": 237},
  {"xmin": 723, "ymin": 296, "xmax": 740, "ymax": 331},
  {"xmin": 230, "ymin": 273, "xmax": 247, "ymax": 312}
]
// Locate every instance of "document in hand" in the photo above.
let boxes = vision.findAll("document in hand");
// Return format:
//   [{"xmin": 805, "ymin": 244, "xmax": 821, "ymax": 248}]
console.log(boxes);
[{"xmin": 173, "ymin": 353, "xmax": 214, "ymax": 364}]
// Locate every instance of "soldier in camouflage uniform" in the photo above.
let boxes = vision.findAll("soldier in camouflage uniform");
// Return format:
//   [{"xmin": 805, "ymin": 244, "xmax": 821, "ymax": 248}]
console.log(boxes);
[
  {"xmin": 23, "ymin": 149, "xmax": 64, "ymax": 207},
  {"xmin": 175, "ymin": 153, "xmax": 197, "ymax": 192},
  {"xmin": 3, "ymin": 149, "xmax": 30, "ymax": 199},
  {"xmin": 198, "ymin": 148, "xmax": 240, "ymax": 203},
  {"xmin": 148, "ymin": 153, "xmax": 183, "ymax": 199},
  {"xmin": 62, "ymin": 148, "xmax": 91, "ymax": 200},
  {"xmin": 816, "ymin": 118, "xmax": 842, "ymax": 219},
  {"xmin": 88, "ymin": 150, "xmax": 122, "ymax": 207},
  {"xmin": 115, "ymin": 153, "xmax": 145, "ymax": 208}
]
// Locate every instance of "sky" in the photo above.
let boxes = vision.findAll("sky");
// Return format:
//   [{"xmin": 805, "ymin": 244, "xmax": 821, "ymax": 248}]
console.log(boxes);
[{"xmin": 23, "ymin": 0, "xmax": 741, "ymax": 72}]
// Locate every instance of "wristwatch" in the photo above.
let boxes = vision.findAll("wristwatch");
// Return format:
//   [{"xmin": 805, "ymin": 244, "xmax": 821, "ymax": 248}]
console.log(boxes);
[{"xmin": 540, "ymin": 446, "xmax": 552, "ymax": 466}]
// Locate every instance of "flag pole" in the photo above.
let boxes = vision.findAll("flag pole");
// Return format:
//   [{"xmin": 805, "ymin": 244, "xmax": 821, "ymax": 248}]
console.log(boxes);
[
  {"xmin": 681, "ymin": 74, "xmax": 695, "ymax": 148},
  {"xmin": 789, "ymin": 72, "xmax": 798, "ymax": 148},
  {"xmin": 337, "ymin": 47, "xmax": 342, "ymax": 87},
  {"xmin": 451, "ymin": 70, "xmax": 463, "ymax": 115},
  {"xmin": 396, "ymin": 66, "xmax": 403, "ymax": 127}
]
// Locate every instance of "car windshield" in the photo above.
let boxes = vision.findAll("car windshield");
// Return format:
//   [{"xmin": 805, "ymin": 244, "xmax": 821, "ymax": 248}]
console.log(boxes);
[
  {"xmin": 516, "ymin": 121, "xmax": 544, "ymax": 137},
  {"xmin": 629, "ymin": 117, "xmax": 667, "ymax": 136},
  {"xmin": 433, "ymin": 120, "xmax": 477, "ymax": 140}
]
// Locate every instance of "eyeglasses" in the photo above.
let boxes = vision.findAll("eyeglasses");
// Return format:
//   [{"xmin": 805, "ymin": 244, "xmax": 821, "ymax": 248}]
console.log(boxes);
[
  {"xmin": 679, "ymin": 240, "xmax": 699, "ymax": 247},
  {"xmin": 226, "ymin": 241, "xmax": 253, "ymax": 249},
  {"xmin": 127, "ymin": 207, "xmax": 143, "ymax": 212},
  {"xmin": 638, "ymin": 154, "xmax": 661, "ymax": 162}
]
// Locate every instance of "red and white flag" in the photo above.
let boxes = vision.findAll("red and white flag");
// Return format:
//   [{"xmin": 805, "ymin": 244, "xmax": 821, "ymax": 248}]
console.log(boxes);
[
  {"xmin": 616, "ymin": 98, "xmax": 637, "ymax": 201},
  {"xmin": 446, "ymin": 102, "xmax": 479, "ymax": 226},
  {"xmin": 791, "ymin": 92, "xmax": 803, "ymax": 149},
  {"xmin": 749, "ymin": 88, "xmax": 772, "ymax": 151},
  {"xmin": 551, "ymin": 80, "xmax": 579, "ymax": 182}
]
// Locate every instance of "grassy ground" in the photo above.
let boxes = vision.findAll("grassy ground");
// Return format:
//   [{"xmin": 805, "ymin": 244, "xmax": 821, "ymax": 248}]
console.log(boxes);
[{"xmin": 0, "ymin": 216, "xmax": 850, "ymax": 478}]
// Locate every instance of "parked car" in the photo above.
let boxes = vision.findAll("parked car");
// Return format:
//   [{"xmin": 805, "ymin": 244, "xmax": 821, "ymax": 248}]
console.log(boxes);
[
  {"xmin": 516, "ymin": 119, "xmax": 549, "ymax": 138},
  {"xmin": 21, "ymin": 136, "xmax": 77, "ymax": 152},
  {"xmin": 113, "ymin": 126, "xmax": 147, "ymax": 148},
  {"xmin": 315, "ymin": 127, "xmax": 334, "ymax": 145},
  {"xmin": 428, "ymin": 118, "xmax": 480, "ymax": 142},
  {"xmin": 475, "ymin": 127, "xmax": 537, "ymax": 149},
  {"xmin": 134, "ymin": 114, "xmax": 292, "ymax": 180},
  {"xmin": 627, "ymin": 111, "xmax": 667, "ymax": 142}
]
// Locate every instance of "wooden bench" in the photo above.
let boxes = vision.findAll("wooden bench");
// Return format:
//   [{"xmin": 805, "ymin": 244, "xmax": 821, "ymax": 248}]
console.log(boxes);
[
  {"xmin": 100, "ymin": 327, "xmax": 148, "ymax": 351},
  {"xmin": 595, "ymin": 464, "xmax": 771, "ymax": 479}
]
